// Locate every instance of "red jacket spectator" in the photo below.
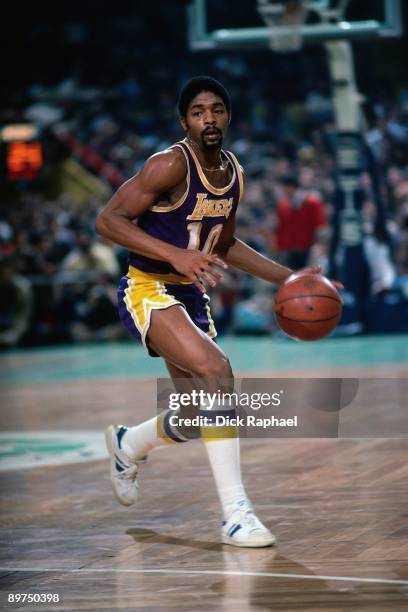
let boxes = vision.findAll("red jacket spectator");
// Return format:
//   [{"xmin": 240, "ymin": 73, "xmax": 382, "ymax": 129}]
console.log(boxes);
[
  {"xmin": 275, "ymin": 175, "xmax": 327, "ymax": 268},
  {"xmin": 276, "ymin": 192, "xmax": 326, "ymax": 251}
]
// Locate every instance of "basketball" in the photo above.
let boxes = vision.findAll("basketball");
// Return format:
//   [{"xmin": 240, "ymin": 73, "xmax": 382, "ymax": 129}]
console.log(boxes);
[{"xmin": 274, "ymin": 273, "xmax": 343, "ymax": 341}]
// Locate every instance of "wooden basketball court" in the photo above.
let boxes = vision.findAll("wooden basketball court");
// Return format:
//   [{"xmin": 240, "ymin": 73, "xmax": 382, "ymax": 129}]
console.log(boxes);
[{"xmin": 1, "ymin": 336, "xmax": 407, "ymax": 610}]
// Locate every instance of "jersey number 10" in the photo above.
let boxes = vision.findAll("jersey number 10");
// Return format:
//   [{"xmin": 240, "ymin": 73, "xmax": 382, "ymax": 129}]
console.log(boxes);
[{"xmin": 187, "ymin": 222, "xmax": 223, "ymax": 254}]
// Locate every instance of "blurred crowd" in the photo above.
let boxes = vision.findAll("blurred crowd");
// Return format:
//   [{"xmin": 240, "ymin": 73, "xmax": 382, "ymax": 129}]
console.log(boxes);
[
  {"xmin": 1, "ymin": 44, "xmax": 408, "ymax": 346},
  {"xmin": 1, "ymin": 84, "xmax": 407, "ymax": 346}
]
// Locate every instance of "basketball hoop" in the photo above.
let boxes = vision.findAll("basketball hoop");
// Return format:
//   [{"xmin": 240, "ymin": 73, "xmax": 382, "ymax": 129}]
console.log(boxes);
[
  {"xmin": 257, "ymin": 0, "xmax": 309, "ymax": 53},
  {"xmin": 256, "ymin": 1, "xmax": 355, "ymax": 53}
]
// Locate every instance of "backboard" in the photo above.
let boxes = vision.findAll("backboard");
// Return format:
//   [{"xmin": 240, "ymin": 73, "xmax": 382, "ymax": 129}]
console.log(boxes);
[{"xmin": 187, "ymin": 0, "xmax": 403, "ymax": 51}]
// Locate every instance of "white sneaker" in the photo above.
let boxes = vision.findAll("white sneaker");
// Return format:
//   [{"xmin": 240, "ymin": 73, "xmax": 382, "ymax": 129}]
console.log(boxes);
[
  {"xmin": 222, "ymin": 502, "xmax": 276, "ymax": 548},
  {"xmin": 105, "ymin": 425, "xmax": 147, "ymax": 507}
]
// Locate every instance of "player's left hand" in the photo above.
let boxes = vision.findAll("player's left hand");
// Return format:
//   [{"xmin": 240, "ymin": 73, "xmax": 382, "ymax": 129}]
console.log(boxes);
[{"xmin": 293, "ymin": 265, "xmax": 344, "ymax": 291}]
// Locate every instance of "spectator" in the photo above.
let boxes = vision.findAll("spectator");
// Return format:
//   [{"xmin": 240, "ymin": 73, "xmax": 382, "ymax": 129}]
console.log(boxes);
[
  {"xmin": 61, "ymin": 229, "xmax": 120, "ymax": 277},
  {"xmin": 274, "ymin": 174, "xmax": 327, "ymax": 268},
  {"xmin": 71, "ymin": 275, "xmax": 126, "ymax": 342},
  {"xmin": 0, "ymin": 256, "xmax": 32, "ymax": 348}
]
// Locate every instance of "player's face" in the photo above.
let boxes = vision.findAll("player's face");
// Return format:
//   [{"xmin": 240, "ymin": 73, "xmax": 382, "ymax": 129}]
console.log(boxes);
[{"xmin": 181, "ymin": 91, "xmax": 230, "ymax": 150}]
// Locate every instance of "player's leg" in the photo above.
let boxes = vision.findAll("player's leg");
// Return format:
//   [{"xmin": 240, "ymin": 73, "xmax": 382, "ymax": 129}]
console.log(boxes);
[
  {"xmin": 106, "ymin": 274, "xmax": 195, "ymax": 505},
  {"xmin": 119, "ymin": 306, "xmax": 231, "ymax": 463},
  {"xmin": 148, "ymin": 304, "xmax": 233, "ymax": 382},
  {"xmin": 149, "ymin": 308, "xmax": 275, "ymax": 546},
  {"xmin": 105, "ymin": 304, "xmax": 220, "ymax": 507},
  {"xmin": 110, "ymin": 277, "xmax": 275, "ymax": 545},
  {"xmin": 165, "ymin": 361, "xmax": 255, "ymax": 537},
  {"xmin": 117, "ymin": 303, "xmax": 232, "ymax": 460},
  {"xmin": 118, "ymin": 360, "xmax": 197, "ymax": 465}
]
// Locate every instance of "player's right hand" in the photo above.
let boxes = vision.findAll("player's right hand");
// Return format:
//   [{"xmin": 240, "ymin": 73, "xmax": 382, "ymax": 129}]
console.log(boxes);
[{"xmin": 169, "ymin": 249, "xmax": 228, "ymax": 293}]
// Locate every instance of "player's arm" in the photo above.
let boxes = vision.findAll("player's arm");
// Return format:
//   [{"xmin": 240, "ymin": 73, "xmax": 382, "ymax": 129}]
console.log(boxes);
[
  {"xmin": 214, "ymin": 213, "xmax": 318, "ymax": 284},
  {"xmin": 213, "ymin": 214, "xmax": 293, "ymax": 283},
  {"xmin": 96, "ymin": 149, "xmax": 187, "ymax": 261},
  {"xmin": 95, "ymin": 149, "xmax": 226, "ymax": 292},
  {"xmin": 215, "ymin": 214, "xmax": 342, "ymax": 288},
  {"xmin": 226, "ymin": 239, "xmax": 295, "ymax": 284}
]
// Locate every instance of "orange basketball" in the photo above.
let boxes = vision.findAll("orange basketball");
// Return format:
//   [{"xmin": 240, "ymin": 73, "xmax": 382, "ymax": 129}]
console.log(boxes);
[{"xmin": 274, "ymin": 273, "xmax": 342, "ymax": 341}]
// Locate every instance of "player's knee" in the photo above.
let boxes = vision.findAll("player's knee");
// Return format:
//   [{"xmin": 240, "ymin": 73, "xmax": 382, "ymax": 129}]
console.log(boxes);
[{"xmin": 193, "ymin": 354, "xmax": 232, "ymax": 379}]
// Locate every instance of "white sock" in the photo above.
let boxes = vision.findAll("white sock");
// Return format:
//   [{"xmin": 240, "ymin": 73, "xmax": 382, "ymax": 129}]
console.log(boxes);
[
  {"xmin": 201, "ymin": 409, "xmax": 249, "ymax": 520},
  {"xmin": 202, "ymin": 435, "xmax": 249, "ymax": 520},
  {"xmin": 121, "ymin": 417, "xmax": 166, "ymax": 458},
  {"xmin": 121, "ymin": 407, "xmax": 190, "ymax": 458}
]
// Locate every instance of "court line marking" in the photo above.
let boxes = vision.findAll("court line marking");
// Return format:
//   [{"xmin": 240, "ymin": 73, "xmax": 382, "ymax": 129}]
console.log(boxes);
[
  {"xmin": 0, "ymin": 567, "xmax": 407, "ymax": 586},
  {"xmin": 0, "ymin": 431, "xmax": 106, "ymax": 472}
]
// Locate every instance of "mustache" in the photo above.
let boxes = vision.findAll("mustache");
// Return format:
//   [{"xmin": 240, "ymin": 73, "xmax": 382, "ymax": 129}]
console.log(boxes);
[{"xmin": 202, "ymin": 128, "xmax": 222, "ymax": 137}]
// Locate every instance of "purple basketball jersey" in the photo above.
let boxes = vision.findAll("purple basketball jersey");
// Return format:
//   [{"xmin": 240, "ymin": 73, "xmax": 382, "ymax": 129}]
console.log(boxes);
[{"xmin": 128, "ymin": 139, "xmax": 244, "ymax": 274}]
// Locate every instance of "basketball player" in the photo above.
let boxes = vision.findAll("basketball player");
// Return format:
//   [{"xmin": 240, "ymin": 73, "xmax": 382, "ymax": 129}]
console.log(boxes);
[{"xmin": 96, "ymin": 76, "xmax": 329, "ymax": 547}]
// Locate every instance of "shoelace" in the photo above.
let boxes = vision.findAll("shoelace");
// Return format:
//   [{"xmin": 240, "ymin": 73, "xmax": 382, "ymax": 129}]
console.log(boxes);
[
  {"xmin": 241, "ymin": 510, "xmax": 263, "ymax": 532},
  {"xmin": 118, "ymin": 464, "xmax": 139, "ymax": 481}
]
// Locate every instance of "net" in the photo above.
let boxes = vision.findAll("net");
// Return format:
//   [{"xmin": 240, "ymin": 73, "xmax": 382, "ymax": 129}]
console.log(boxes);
[{"xmin": 257, "ymin": 1, "xmax": 309, "ymax": 52}]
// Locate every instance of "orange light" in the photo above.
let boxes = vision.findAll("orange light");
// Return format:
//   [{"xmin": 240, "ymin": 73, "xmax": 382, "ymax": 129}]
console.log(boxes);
[
  {"xmin": 7, "ymin": 142, "xmax": 43, "ymax": 180},
  {"xmin": 1, "ymin": 124, "xmax": 38, "ymax": 142}
]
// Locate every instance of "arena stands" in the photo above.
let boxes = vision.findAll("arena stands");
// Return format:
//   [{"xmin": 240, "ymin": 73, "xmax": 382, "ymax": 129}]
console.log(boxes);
[{"xmin": 1, "ymin": 2, "xmax": 407, "ymax": 345}]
